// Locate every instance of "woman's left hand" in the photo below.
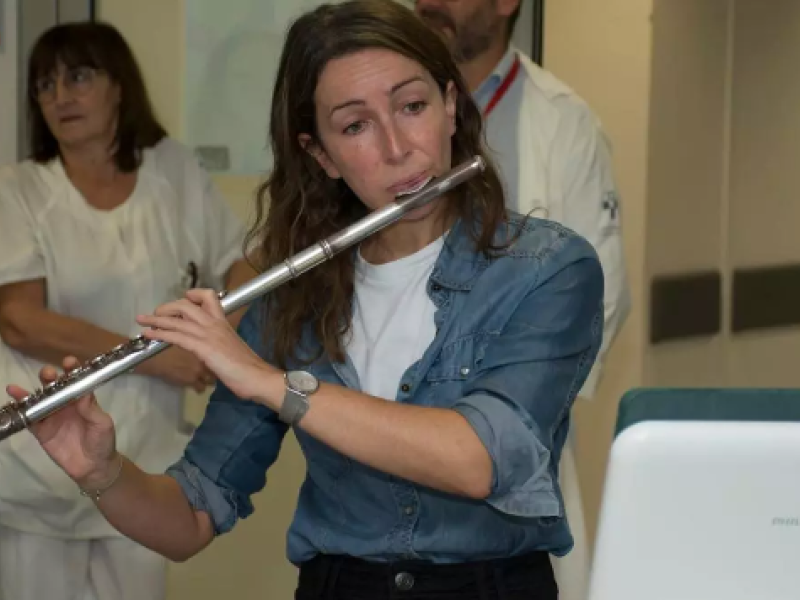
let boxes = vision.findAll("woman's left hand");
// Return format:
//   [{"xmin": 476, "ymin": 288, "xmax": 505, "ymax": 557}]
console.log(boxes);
[{"xmin": 136, "ymin": 289, "xmax": 278, "ymax": 401}]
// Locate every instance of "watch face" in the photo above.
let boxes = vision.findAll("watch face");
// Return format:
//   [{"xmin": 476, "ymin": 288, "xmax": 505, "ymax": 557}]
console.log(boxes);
[{"xmin": 287, "ymin": 370, "xmax": 319, "ymax": 394}]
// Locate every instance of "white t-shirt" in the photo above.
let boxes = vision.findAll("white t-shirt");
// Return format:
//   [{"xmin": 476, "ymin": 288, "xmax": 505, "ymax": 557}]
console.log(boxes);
[
  {"xmin": 0, "ymin": 138, "xmax": 246, "ymax": 538},
  {"xmin": 347, "ymin": 236, "xmax": 443, "ymax": 401}
]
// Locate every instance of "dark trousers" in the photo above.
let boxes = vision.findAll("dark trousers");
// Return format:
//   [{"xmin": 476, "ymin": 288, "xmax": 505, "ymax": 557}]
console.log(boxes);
[{"xmin": 295, "ymin": 552, "xmax": 558, "ymax": 600}]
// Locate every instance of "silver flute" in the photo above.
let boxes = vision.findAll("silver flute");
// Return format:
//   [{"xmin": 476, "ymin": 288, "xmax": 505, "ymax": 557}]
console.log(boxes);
[{"xmin": 0, "ymin": 156, "xmax": 485, "ymax": 443}]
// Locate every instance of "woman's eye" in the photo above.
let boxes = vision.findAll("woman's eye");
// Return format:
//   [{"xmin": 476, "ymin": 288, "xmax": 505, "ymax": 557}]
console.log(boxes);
[
  {"xmin": 37, "ymin": 79, "xmax": 55, "ymax": 93},
  {"xmin": 343, "ymin": 121, "xmax": 366, "ymax": 135},
  {"xmin": 404, "ymin": 101, "xmax": 427, "ymax": 114},
  {"xmin": 70, "ymin": 67, "xmax": 92, "ymax": 83}
]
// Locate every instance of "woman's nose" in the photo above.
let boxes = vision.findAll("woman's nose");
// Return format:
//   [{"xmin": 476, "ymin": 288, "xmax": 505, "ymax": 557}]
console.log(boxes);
[{"xmin": 382, "ymin": 122, "xmax": 412, "ymax": 164}]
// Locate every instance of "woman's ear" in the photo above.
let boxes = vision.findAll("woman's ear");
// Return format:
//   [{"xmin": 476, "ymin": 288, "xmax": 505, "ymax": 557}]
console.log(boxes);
[
  {"xmin": 444, "ymin": 81, "xmax": 457, "ymax": 136},
  {"xmin": 298, "ymin": 133, "xmax": 341, "ymax": 179}
]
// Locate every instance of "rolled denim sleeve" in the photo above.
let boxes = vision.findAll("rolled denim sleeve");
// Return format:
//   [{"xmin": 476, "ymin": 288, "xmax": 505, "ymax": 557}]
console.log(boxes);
[
  {"xmin": 165, "ymin": 302, "xmax": 289, "ymax": 534},
  {"xmin": 452, "ymin": 236, "xmax": 604, "ymax": 518}
]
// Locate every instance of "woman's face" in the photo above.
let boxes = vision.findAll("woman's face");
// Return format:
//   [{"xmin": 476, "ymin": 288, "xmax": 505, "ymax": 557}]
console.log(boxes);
[
  {"xmin": 303, "ymin": 48, "xmax": 457, "ymax": 217},
  {"xmin": 35, "ymin": 62, "xmax": 121, "ymax": 150}
]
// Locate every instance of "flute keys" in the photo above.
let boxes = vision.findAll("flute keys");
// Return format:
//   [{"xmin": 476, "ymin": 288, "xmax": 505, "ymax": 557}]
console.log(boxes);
[
  {"xmin": 108, "ymin": 346, "xmax": 128, "ymax": 361},
  {"xmin": 129, "ymin": 335, "xmax": 148, "ymax": 351},
  {"xmin": 68, "ymin": 366, "xmax": 90, "ymax": 379},
  {"xmin": 110, "ymin": 344, "xmax": 128, "ymax": 358},
  {"xmin": 23, "ymin": 390, "xmax": 42, "ymax": 405},
  {"xmin": 25, "ymin": 390, "xmax": 43, "ymax": 405}
]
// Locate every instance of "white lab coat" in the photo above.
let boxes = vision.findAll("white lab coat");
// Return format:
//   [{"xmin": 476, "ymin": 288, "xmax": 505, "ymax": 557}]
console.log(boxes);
[
  {"xmin": 479, "ymin": 48, "xmax": 632, "ymax": 600},
  {"xmin": 0, "ymin": 138, "xmax": 246, "ymax": 599}
]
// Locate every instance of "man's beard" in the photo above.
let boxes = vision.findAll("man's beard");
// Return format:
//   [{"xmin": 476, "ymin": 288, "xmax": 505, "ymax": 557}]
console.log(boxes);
[{"xmin": 417, "ymin": 7, "xmax": 495, "ymax": 63}]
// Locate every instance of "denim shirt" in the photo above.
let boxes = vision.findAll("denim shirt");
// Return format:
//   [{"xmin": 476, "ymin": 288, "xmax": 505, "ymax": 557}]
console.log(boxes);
[{"xmin": 166, "ymin": 212, "xmax": 604, "ymax": 565}]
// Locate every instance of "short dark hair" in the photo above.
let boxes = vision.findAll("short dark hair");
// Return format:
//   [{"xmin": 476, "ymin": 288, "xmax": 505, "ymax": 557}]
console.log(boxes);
[
  {"xmin": 26, "ymin": 21, "xmax": 166, "ymax": 172},
  {"xmin": 507, "ymin": 5, "xmax": 521, "ymax": 38}
]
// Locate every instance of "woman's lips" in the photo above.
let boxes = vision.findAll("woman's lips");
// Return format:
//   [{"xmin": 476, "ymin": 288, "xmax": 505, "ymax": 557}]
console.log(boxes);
[{"xmin": 392, "ymin": 174, "xmax": 433, "ymax": 197}]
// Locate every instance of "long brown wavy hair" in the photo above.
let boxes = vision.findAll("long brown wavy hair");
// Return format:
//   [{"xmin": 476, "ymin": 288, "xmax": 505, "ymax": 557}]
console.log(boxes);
[{"xmin": 247, "ymin": 0, "xmax": 508, "ymax": 368}]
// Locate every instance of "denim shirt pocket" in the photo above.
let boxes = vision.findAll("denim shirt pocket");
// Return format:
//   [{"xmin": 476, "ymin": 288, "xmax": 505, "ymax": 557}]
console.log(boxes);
[{"xmin": 424, "ymin": 333, "xmax": 492, "ymax": 405}]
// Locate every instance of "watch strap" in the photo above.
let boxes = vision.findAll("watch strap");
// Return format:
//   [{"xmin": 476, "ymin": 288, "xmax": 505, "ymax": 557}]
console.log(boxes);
[{"xmin": 279, "ymin": 387, "xmax": 310, "ymax": 425}]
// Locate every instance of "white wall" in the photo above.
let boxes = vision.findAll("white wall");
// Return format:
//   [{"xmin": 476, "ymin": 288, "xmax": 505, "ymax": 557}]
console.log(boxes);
[
  {"xmin": 543, "ymin": 0, "xmax": 651, "ymax": 542},
  {"xmin": 0, "ymin": 0, "xmax": 19, "ymax": 167},
  {"xmin": 726, "ymin": 0, "xmax": 800, "ymax": 389},
  {"xmin": 645, "ymin": 0, "xmax": 800, "ymax": 391},
  {"xmin": 644, "ymin": 0, "xmax": 731, "ymax": 387}
]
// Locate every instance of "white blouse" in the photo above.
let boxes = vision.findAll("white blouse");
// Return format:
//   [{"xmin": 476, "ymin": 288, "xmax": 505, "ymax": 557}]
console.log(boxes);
[{"xmin": 0, "ymin": 138, "xmax": 246, "ymax": 538}]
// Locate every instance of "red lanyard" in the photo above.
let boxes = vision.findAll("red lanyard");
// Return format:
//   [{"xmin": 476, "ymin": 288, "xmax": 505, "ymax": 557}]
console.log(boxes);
[{"xmin": 483, "ymin": 55, "xmax": 521, "ymax": 118}]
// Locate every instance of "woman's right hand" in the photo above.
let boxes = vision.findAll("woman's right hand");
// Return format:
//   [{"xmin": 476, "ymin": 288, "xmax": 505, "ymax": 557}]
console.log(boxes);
[
  {"xmin": 5, "ymin": 356, "xmax": 120, "ymax": 490},
  {"xmin": 136, "ymin": 346, "xmax": 215, "ymax": 393}
]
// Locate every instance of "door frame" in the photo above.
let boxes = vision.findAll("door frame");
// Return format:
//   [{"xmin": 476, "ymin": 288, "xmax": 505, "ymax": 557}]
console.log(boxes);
[{"xmin": 531, "ymin": 0, "xmax": 544, "ymax": 64}]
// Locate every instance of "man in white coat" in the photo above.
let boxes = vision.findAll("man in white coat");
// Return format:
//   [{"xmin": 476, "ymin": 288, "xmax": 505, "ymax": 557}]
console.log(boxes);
[{"xmin": 414, "ymin": 1, "xmax": 632, "ymax": 598}]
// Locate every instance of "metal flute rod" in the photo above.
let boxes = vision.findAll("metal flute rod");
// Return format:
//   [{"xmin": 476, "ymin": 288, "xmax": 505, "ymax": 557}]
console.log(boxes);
[{"xmin": 0, "ymin": 156, "xmax": 485, "ymax": 442}]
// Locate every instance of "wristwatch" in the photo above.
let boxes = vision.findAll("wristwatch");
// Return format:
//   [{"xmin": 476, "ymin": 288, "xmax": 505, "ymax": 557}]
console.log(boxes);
[{"xmin": 279, "ymin": 370, "xmax": 319, "ymax": 425}]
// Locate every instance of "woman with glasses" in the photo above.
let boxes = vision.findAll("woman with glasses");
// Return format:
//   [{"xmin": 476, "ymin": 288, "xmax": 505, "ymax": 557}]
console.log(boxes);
[{"xmin": 0, "ymin": 22, "xmax": 253, "ymax": 600}]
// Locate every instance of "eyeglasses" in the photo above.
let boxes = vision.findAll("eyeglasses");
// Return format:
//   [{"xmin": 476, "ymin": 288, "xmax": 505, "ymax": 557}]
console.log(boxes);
[{"xmin": 33, "ymin": 66, "xmax": 102, "ymax": 104}]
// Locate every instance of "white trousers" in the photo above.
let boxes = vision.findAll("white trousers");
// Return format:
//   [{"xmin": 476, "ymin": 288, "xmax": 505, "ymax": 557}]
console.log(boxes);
[
  {"xmin": 0, "ymin": 526, "xmax": 167, "ymax": 600},
  {"xmin": 552, "ymin": 439, "xmax": 591, "ymax": 600}
]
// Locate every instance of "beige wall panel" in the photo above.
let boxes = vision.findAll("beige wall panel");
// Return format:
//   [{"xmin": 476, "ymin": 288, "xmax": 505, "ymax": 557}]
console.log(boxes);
[{"xmin": 545, "ymin": 0, "xmax": 651, "ymax": 544}]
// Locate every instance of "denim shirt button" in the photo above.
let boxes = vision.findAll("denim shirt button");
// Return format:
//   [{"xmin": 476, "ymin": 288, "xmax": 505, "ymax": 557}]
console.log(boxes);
[
  {"xmin": 460, "ymin": 367, "xmax": 470, "ymax": 376},
  {"xmin": 431, "ymin": 283, "xmax": 442, "ymax": 292},
  {"xmin": 395, "ymin": 572, "xmax": 415, "ymax": 591},
  {"xmin": 404, "ymin": 505, "xmax": 415, "ymax": 516},
  {"xmin": 400, "ymin": 383, "xmax": 411, "ymax": 393}
]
